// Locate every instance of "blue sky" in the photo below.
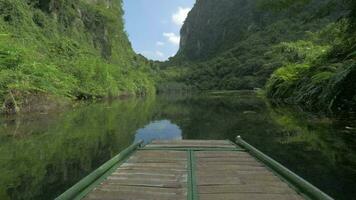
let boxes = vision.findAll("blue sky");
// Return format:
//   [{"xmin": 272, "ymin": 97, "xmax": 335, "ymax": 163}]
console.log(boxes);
[{"xmin": 123, "ymin": 0, "xmax": 195, "ymax": 61}]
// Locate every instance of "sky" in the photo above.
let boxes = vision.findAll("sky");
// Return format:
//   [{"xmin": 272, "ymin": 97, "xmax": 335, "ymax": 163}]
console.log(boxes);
[{"xmin": 123, "ymin": 0, "xmax": 195, "ymax": 61}]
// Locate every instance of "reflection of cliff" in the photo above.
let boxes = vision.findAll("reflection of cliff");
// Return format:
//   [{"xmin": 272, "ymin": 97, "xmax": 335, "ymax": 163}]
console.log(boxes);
[
  {"xmin": 156, "ymin": 91, "xmax": 276, "ymax": 141},
  {"xmin": 0, "ymin": 97, "xmax": 156, "ymax": 200}
]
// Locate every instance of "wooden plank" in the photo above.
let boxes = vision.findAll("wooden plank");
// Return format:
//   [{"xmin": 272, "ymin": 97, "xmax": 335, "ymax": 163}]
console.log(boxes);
[
  {"xmin": 197, "ymin": 174, "xmax": 281, "ymax": 183},
  {"xmin": 196, "ymin": 152, "xmax": 256, "ymax": 159},
  {"xmin": 197, "ymin": 165, "xmax": 268, "ymax": 171},
  {"xmin": 147, "ymin": 140, "xmax": 236, "ymax": 148},
  {"xmin": 113, "ymin": 168, "xmax": 187, "ymax": 174},
  {"xmin": 199, "ymin": 193, "xmax": 304, "ymax": 200},
  {"xmin": 146, "ymin": 144, "xmax": 235, "ymax": 148},
  {"xmin": 82, "ymin": 140, "xmax": 306, "ymax": 200},
  {"xmin": 128, "ymin": 154, "xmax": 187, "ymax": 159},
  {"xmin": 195, "ymin": 150, "xmax": 304, "ymax": 200},
  {"xmin": 85, "ymin": 190, "xmax": 185, "ymax": 200},
  {"xmin": 107, "ymin": 175, "xmax": 186, "ymax": 183},
  {"xmin": 103, "ymin": 179, "xmax": 185, "ymax": 188},
  {"xmin": 196, "ymin": 170, "xmax": 276, "ymax": 177},
  {"xmin": 121, "ymin": 162, "xmax": 187, "ymax": 168},
  {"xmin": 196, "ymin": 151, "xmax": 251, "ymax": 156},
  {"xmin": 198, "ymin": 161, "xmax": 264, "ymax": 167},
  {"xmin": 82, "ymin": 150, "xmax": 188, "ymax": 200},
  {"xmin": 92, "ymin": 185, "xmax": 186, "ymax": 194},
  {"xmin": 151, "ymin": 140, "xmax": 233, "ymax": 145},
  {"xmin": 132, "ymin": 150, "xmax": 188, "ymax": 156},
  {"xmin": 199, "ymin": 184, "xmax": 296, "ymax": 194}
]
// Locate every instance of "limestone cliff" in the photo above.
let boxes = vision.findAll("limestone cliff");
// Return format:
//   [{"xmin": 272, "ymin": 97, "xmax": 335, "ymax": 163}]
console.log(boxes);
[{"xmin": 0, "ymin": 0, "xmax": 154, "ymax": 114}]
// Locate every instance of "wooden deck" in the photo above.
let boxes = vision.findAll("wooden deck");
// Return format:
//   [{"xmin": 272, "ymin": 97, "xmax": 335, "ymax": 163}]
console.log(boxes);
[{"xmin": 81, "ymin": 140, "xmax": 305, "ymax": 200}]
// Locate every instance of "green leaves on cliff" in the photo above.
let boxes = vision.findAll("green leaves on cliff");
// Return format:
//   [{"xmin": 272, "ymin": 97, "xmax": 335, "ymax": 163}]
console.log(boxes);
[
  {"xmin": 0, "ymin": 0, "xmax": 155, "ymax": 112},
  {"xmin": 265, "ymin": 21, "xmax": 356, "ymax": 112},
  {"xmin": 257, "ymin": 0, "xmax": 312, "ymax": 11}
]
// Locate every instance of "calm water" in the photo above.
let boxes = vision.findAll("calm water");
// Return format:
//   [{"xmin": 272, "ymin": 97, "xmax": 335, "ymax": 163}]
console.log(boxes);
[{"xmin": 0, "ymin": 91, "xmax": 355, "ymax": 200}]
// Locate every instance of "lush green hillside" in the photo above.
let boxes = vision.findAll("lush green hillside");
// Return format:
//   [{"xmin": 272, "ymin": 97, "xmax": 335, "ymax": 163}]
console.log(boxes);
[
  {"xmin": 162, "ymin": 0, "xmax": 355, "ymax": 112},
  {"xmin": 0, "ymin": 0, "xmax": 155, "ymax": 114},
  {"xmin": 265, "ymin": 0, "xmax": 356, "ymax": 112}
]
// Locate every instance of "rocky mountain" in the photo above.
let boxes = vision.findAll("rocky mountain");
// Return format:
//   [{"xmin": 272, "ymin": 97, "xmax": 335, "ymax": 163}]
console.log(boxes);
[
  {"xmin": 165, "ymin": 0, "xmax": 355, "ymax": 112},
  {"xmin": 177, "ymin": 0, "xmax": 346, "ymax": 61}
]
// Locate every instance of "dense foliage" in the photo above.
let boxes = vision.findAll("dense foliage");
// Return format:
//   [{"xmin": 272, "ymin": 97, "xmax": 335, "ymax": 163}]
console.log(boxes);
[
  {"xmin": 265, "ymin": 0, "xmax": 356, "ymax": 112},
  {"xmin": 0, "ymin": 0, "xmax": 155, "ymax": 114},
  {"xmin": 161, "ymin": 0, "xmax": 355, "ymax": 112}
]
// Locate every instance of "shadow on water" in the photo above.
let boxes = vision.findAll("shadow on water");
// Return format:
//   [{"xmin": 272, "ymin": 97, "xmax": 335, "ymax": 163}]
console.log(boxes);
[{"xmin": 0, "ymin": 91, "xmax": 355, "ymax": 199}]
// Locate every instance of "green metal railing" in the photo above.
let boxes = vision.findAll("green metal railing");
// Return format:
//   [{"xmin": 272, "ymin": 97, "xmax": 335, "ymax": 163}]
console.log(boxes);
[
  {"xmin": 236, "ymin": 136, "xmax": 334, "ymax": 200},
  {"xmin": 55, "ymin": 140, "xmax": 143, "ymax": 200}
]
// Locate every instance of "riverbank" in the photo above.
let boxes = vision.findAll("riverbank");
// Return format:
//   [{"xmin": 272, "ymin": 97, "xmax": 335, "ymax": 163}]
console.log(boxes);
[{"xmin": 0, "ymin": 91, "xmax": 154, "ymax": 115}]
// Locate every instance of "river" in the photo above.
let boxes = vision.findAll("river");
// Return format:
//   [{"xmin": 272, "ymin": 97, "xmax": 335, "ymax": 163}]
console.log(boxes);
[{"xmin": 0, "ymin": 91, "xmax": 355, "ymax": 200}]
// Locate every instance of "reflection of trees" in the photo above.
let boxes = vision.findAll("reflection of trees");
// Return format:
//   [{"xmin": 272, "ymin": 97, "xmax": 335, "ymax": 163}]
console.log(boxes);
[
  {"xmin": 0, "ymin": 92, "xmax": 354, "ymax": 199},
  {"xmin": 157, "ymin": 91, "xmax": 356, "ymax": 199},
  {"xmin": 157, "ymin": 91, "xmax": 276, "ymax": 141},
  {"xmin": 268, "ymin": 104, "xmax": 356, "ymax": 166},
  {"xmin": 0, "ymin": 97, "xmax": 156, "ymax": 200},
  {"xmin": 263, "ymin": 103, "xmax": 356, "ymax": 199}
]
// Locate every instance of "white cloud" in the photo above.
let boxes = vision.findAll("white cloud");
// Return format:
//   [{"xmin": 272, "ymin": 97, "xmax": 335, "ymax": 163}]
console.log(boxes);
[
  {"xmin": 163, "ymin": 32, "xmax": 180, "ymax": 45},
  {"xmin": 156, "ymin": 51, "xmax": 164, "ymax": 57},
  {"xmin": 141, "ymin": 51, "xmax": 152, "ymax": 57},
  {"xmin": 172, "ymin": 7, "xmax": 191, "ymax": 26},
  {"xmin": 156, "ymin": 41, "xmax": 165, "ymax": 46},
  {"xmin": 141, "ymin": 50, "xmax": 166, "ymax": 61}
]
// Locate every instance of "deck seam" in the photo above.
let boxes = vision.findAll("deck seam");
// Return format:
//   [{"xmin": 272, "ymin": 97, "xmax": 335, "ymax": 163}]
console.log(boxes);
[
  {"xmin": 188, "ymin": 150, "xmax": 199, "ymax": 200},
  {"xmin": 139, "ymin": 147, "xmax": 245, "ymax": 151}
]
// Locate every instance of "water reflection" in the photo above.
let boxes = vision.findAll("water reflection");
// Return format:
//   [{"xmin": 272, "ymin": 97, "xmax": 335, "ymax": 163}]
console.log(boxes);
[
  {"xmin": 135, "ymin": 120, "xmax": 182, "ymax": 144},
  {"xmin": 0, "ymin": 98, "xmax": 156, "ymax": 200},
  {"xmin": 0, "ymin": 92, "xmax": 355, "ymax": 200}
]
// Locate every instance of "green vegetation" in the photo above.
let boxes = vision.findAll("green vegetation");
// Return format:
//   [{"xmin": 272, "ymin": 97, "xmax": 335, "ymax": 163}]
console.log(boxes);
[
  {"xmin": 161, "ymin": 0, "xmax": 355, "ymax": 113},
  {"xmin": 265, "ymin": 1, "xmax": 356, "ymax": 112},
  {"xmin": 0, "ymin": 97, "xmax": 156, "ymax": 200},
  {"xmin": 0, "ymin": 0, "xmax": 155, "ymax": 114}
]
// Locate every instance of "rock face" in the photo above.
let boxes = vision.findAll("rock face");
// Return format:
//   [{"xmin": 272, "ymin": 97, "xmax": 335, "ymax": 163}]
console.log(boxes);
[
  {"xmin": 170, "ymin": 0, "xmax": 349, "ymax": 93},
  {"xmin": 178, "ymin": 0, "xmax": 262, "ymax": 61},
  {"xmin": 177, "ymin": 0, "xmax": 346, "ymax": 61},
  {"xmin": 19, "ymin": 0, "xmax": 131, "ymax": 60}
]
